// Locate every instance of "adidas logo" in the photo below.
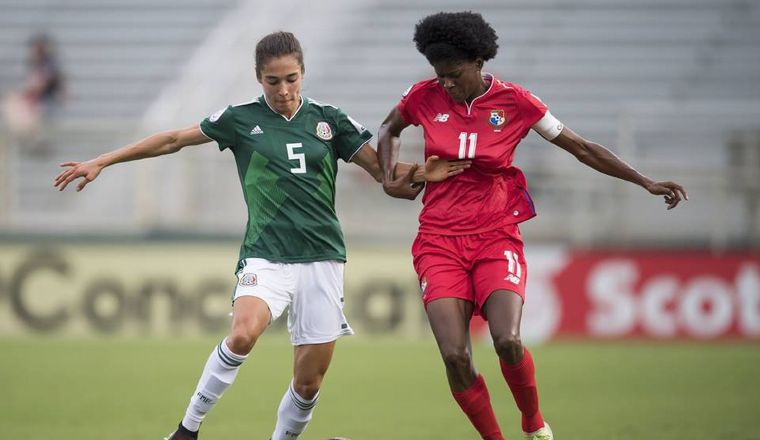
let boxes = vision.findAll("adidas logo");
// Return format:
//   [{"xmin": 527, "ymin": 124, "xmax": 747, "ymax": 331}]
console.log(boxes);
[{"xmin": 250, "ymin": 125, "xmax": 263, "ymax": 135}]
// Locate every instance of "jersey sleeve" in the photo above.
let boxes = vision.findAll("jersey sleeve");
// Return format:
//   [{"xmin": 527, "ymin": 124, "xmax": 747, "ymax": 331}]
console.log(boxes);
[
  {"xmin": 332, "ymin": 108, "xmax": 373, "ymax": 162},
  {"xmin": 199, "ymin": 105, "xmax": 237, "ymax": 151},
  {"xmin": 514, "ymin": 86, "xmax": 549, "ymax": 130},
  {"xmin": 396, "ymin": 83, "xmax": 424, "ymax": 126}
]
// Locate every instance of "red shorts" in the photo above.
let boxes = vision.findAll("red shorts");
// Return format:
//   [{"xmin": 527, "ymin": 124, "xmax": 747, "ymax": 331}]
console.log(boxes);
[{"xmin": 412, "ymin": 225, "xmax": 527, "ymax": 317}]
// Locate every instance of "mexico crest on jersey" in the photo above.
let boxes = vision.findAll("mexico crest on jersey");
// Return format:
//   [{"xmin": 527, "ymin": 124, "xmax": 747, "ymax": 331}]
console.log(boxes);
[
  {"xmin": 488, "ymin": 109, "xmax": 506, "ymax": 128},
  {"xmin": 316, "ymin": 121, "xmax": 333, "ymax": 140}
]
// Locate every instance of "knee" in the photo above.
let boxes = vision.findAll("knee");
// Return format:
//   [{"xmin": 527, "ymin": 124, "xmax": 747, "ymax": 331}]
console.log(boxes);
[
  {"xmin": 441, "ymin": 347, "xmax": 473, "ymax": 375},
  {"xmin": 493, "ymin": 333, "xmax": 523, "ymax": 364},
  {"xmin": 293, "ymin": 377, "xmax": 323, "ymax": 401},
  {"xmin": 226, "ymin": 325, "xmax": 260, "ymax": 355}
]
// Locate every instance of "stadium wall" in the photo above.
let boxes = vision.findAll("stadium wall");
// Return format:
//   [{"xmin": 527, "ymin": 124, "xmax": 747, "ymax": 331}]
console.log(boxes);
[{"xmin": 0, "ymin": 243, "xmax": 758, "ymax": 342}]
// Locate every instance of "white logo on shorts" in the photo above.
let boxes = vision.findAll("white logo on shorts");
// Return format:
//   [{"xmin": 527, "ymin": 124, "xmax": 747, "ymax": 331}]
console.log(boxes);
[
  {"xmin": 420, "ymin": 277, "xmax": 428, "ymax": 292},
  {"xmin": 504, "ymin": 250, "xmax": 522, "ymax": 284},
  {"xmin": 506, "ymin": 274, "xmax": 521, "ymax": 285},
  {"xmin": 239, "ymin": 273, "xmax": 257, "ymax": 286}
]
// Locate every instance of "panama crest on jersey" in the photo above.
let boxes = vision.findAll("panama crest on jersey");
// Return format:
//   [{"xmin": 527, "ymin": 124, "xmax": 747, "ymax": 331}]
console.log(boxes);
[
  {"xmin": 488, "ymin": 109, "xmax": 506, "ymax": 128},
  {"xmin": 316, "ymin": 121, "xmax": 333, "ymax": 140}
]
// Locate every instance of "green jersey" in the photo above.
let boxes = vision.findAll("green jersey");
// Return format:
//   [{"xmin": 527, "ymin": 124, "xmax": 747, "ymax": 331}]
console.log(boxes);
[{"xmin": 199, "ymin": 95, "xmax": 372, "ymax": 267}]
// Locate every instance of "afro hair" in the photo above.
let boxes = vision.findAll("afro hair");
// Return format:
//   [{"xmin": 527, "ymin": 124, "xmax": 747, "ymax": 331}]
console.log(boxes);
[{"xmin": 413, "ymin": 11, "xmax": 498, "ymax": 64}]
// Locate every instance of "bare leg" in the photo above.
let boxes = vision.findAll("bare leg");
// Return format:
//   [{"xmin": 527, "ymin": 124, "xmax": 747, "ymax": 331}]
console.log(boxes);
[
  {"xmin": 427, "ymin": 298, "xmax": 504, "ymax": 440},
  {"xmin": 271, "ymin": 341, "xmax": 336, "ymax": 440},
  {"xmin": 484, "ymin": 290, "xmax": 545, "ymax": 433},
  {"xmin": 427, "ymin": 298, "xmax": 476, "ymax": 390},
  {"xmin": 172, "ymin": 296, "xmax": 271, "ymax": 439}
]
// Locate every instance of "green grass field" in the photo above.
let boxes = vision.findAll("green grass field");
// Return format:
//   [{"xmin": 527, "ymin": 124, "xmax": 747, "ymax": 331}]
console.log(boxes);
[{"xmin": 2, "ymin": 337, "xmax": 759, "ymax": 439}]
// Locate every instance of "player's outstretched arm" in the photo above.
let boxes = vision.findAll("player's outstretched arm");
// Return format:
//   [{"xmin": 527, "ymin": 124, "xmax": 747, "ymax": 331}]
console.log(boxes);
[
  {"xmin": 350, "ymin": 143, "xmax": 385, "ymax": 183},
  {"xmin": 549, "ymin": 126, "xmax": 688, "ymax": 210},
  {"xmin": 353, "ymin": 142, "xmax": 470, "ymax": 184},
  {"xmin": 54, "ymin": 125, "xmax": 210, "ymax": 192},
  {"xmin": 377, "ymin": 107, "xmax": 423, "ymax": 200}
]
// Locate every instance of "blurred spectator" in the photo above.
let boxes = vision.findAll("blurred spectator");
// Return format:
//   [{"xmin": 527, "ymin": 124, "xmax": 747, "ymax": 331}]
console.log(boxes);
[{"xmin": 1, "ymin": 33, "xmax": 66, "ymax": 155}]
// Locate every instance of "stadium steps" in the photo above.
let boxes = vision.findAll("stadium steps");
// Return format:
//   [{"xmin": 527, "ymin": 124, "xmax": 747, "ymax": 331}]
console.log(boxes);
[{"xmin": 0, "ymin": 0, "xmax": 239, "ymax": 233}]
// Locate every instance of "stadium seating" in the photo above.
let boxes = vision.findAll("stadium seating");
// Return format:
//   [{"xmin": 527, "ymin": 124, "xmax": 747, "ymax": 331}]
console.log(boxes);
[
  {"xmin": 0, "ymin": 0, "xmax": 238, "ymax": 232},
  {"xmin": 1, "ymin": 0, "xmax": 758, "ymax": 246}
]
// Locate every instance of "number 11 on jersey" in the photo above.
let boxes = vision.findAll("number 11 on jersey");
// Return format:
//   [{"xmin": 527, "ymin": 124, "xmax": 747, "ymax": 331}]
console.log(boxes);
[{"xmin": 458, "ymin": 132, "xmax": 477, "ymax": 159}]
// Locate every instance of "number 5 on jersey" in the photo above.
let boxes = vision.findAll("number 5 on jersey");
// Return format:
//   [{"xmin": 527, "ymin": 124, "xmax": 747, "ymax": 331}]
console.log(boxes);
[
  {"xmin": 458, "ymin": 132, "xmax": 477, "ymax": 159},
  {"xmin": 286, "ymin": 142, "xmax": 306, "ymax": 174}
]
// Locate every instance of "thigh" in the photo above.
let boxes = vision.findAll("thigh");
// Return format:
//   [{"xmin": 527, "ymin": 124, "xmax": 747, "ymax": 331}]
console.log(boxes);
[
  {"xmin": 289, "ymin": 260, "xmax": 353, "ymax": 346},
  {"xmin": 231, "ymin": 295, "xmax": 272, "ymax": 339},
  {"xmin": 413, "ymin": 233, "xmax": 473, "ymax": 308},
  {"xmin": 471, "ymin": 228, "xmax": 528, "ymax": 312},
  {"xmin": 233, "ymin": 258, "xmax": 294, "ymax": 322},
  {"xmin": 483, "ymin": 290, "xmax": 524, "ymax": 339},
  {"xmin": 426, "ymin": 297, "xmax": 474, "ymax": 355}
]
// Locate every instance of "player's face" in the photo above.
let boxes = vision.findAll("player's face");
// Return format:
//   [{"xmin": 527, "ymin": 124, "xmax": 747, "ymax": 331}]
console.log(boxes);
[
  {"xmin": 431, "ymin": 59, "xmax": 484, "ymax": 103},
  {"xmin": 258, "ymin": 54, "xmax": 304, "ymax": 118}
]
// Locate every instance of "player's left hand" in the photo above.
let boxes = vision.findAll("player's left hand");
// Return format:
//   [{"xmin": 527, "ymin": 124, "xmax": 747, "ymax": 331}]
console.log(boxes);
[
  {"xmin": 383, "ymin": 163, "xmax": 424, "ymax": 200},
  {"xmin": 424, "ymin": 155, "xmax": 471, "ymax": 182},
  {"xmin": 646, "ymin": 180, "xmax": 688, "ymax": 210}
]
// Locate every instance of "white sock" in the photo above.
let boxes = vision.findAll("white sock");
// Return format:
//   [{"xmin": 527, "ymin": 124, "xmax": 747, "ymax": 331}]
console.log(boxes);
[
  {"xmin": 271, "ymin": 380, "xmax": 320, "ymax": 440},
  {"xmin": 181, "ymin": 338, "xmax": 247, "ymax": 431}
]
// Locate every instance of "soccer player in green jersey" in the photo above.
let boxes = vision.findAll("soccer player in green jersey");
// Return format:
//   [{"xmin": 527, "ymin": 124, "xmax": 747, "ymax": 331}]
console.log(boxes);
[{"xmin": 54, "ymin": 31, "xmax": 469, "ymax": 439}]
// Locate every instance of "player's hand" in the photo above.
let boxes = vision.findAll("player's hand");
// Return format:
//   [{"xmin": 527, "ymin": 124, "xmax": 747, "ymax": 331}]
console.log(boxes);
[
  {"xmin": 383, "ymin": 163, "xmax": 424, "ymax": 200},
  {"xmin": 645, "ymin": 180, "xmax": 688, "ymax": 210},
  {"xmin": 54, "ymin": 160, "xmax": 104, "ymax": 192},
  {"xmin": 424, "ymin": 155, "xmax": 471, "ymax": 182}
]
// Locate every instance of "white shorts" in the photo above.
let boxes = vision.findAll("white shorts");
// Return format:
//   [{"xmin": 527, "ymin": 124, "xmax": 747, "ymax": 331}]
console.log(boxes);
[{"xmin": 234, "ymin": 258, "xmax": 354, "ymax": 345}]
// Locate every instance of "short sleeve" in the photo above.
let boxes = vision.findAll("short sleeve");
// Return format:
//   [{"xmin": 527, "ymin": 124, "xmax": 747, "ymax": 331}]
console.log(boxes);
[
  {"xmin": 199, "ymin": 105, "xmax": 237, "ymax": 151},
  {"xmin": 332, "ymin": 108, "xmax": 373, "ymax": 162},
  {"xmin": 514, "ymin": 87, "xmax": 548, "ymax": 130},
  {"xmin": 396, "ymin": 83, "xmax": 422, "ymax": 126}
]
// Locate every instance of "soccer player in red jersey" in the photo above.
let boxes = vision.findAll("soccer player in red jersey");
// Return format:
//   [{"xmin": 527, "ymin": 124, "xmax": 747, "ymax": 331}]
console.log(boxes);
[{"xmin": 378, "ymin": 12, "xmax": 688, "ymax": 440}]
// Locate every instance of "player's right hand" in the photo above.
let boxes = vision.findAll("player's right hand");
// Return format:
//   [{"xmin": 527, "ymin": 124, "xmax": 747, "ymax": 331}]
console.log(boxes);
[
  {"xmin": 383, "ymin": 163, "xmax": 424, "ymax": 200},
  {"xmin": 424, "ymin": 155, "xmax": 471, "ymax": 182},
  {"xmin": 54, "ymin": 160, "xmax": 104, "ymax": 192}
]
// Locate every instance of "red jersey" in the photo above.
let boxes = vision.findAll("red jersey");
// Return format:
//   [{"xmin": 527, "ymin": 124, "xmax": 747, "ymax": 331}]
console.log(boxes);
[{"xmin": 397, "ymin": 74, "xmax": 547, "ymax": 235}]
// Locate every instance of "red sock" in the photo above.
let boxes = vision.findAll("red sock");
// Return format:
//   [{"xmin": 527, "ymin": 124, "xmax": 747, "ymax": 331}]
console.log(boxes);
[
  {"xmin": 499, "ymin": 348, "xmax": 545, "ymax": 433},
  {"xmin": 451, "ymin": 374, "xmax": 505, "ymax": 440}
]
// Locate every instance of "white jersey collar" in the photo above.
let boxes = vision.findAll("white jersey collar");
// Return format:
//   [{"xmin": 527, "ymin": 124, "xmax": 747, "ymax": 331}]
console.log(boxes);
[
  {"xmin": 262, "ymin": 94, "xmax": 305, "ymax": 121},
  {"xmin": 463, "ymin": 72, "xmax": 496, "ymax": 115}
]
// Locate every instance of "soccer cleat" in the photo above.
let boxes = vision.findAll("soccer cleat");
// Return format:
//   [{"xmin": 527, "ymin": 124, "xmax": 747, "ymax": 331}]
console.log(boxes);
[
  {"xmin": 524, "ymin": 422, "xmax": 553, "ymax": 440},
  {"xmin": 163, "ymin": 422, "xmax": 199, "ymax": 440}
]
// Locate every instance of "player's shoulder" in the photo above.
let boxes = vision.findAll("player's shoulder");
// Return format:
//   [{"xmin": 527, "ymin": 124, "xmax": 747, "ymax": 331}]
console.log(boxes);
[
  {"xmin": 306, "ymin": 97, "xmax": 339, "ymax": 112},
  {"xmin": 489, "ymin": 76, "xmax": 528, "ymax": 97},
  {"xmin": 227, "ymin": 98, "xmax": 264, "ymax": 114},
  {"xmin": 401, "ymin": 78, "xmax": 440, "ymax": 100},
  {"xmin": 305, "ymin": 96, "xmax": 346, "ymax": 120},
  {"xmin": 207, "ymin": 98, "xmax": 263, "ymax": 121}
]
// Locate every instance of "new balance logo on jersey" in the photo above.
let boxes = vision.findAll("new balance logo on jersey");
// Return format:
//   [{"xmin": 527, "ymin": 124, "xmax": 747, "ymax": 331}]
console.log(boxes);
[
  {"xmin": 433, "ymin": 113, "xmax": 450, "ymax": 122},
  {"xmin": 250, "ymin": 125, "xmax": 263, "ymax": 135}
]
